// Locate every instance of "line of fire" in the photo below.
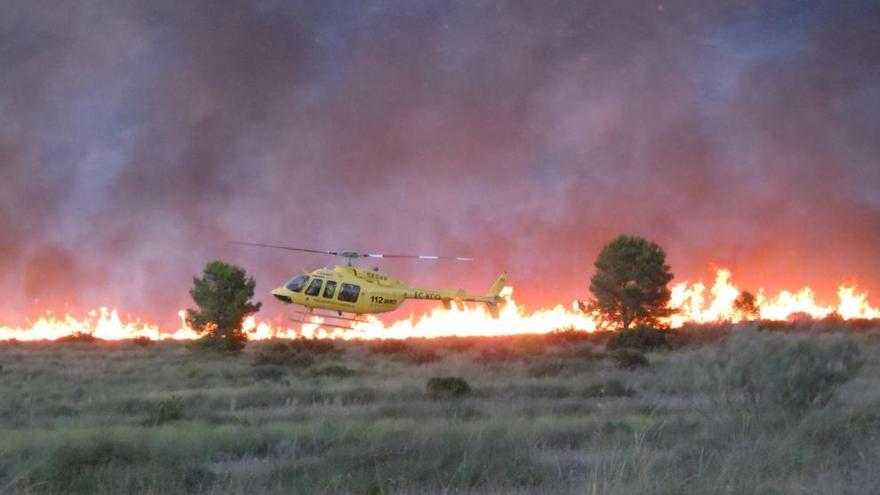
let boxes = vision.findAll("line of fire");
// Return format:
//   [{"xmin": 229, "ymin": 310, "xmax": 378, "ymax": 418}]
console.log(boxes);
[{"xmin": 2, "ymin": 266, "xmax": 878, "ymax": 342}]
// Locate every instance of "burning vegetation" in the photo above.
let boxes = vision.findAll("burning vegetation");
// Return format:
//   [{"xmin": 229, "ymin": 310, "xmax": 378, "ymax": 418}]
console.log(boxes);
[
  {"xmin": 1, "ymin": 272, "xmax": 878, "ymax": 342},
  {"xmin": 1, "ymin": 235, "xmax": 878, "ymax": 343}
]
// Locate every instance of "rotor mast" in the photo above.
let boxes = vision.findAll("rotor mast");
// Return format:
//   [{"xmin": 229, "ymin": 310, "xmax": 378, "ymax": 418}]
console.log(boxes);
[{"xmin": 340, "ymin": 250, "xmax": 360, "ymax": 267}]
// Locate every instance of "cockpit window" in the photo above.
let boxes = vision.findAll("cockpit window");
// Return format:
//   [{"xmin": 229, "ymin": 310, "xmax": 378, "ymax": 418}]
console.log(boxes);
[
  {"xmin": 323, "ymin": 280, "xmax": 337, "ymax": 299},
  {"xmin": 284, "ymin": 275, "xmax": 309, "ymax": 292},
  {"xmin": 338, "ymin": 283, "xmax": 361, "ymax": 303},
  {"xmin": 305, "ymin": 278, "xmax": 324, "ymax": 297}
]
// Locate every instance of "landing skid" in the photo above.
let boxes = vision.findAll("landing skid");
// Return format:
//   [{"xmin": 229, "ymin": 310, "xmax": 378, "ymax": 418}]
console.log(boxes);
[{"xmin": 290, "ymin": 307, "xmax": 366, "ymax": 331}]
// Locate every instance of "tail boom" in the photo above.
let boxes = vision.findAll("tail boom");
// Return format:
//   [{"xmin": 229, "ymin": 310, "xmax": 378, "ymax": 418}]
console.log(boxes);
[{"xmin": 405, "ymin": 272, "xmax": 508, "ymax": 318}]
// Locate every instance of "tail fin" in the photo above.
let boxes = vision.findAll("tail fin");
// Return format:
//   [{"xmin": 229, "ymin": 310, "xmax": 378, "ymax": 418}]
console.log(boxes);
[
  {"xmin": 487, "ymin": 272, "xmax": 508, "ymax": 298},
  {"xmin": 485, "ymin": 272, "xmax": 508, "ymax": 318}
]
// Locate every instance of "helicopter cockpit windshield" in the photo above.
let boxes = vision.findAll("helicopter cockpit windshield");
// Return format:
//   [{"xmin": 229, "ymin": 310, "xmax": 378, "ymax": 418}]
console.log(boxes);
[{"xmin": 284, "ymin": 275, "xmax": 309, "ymax": 292}]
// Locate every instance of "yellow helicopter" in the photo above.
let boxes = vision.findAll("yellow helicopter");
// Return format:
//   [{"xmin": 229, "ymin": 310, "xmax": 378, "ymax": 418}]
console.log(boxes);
[{"xmin": 234, "ymin": 242, "xmax": 507, "ymax": 329}]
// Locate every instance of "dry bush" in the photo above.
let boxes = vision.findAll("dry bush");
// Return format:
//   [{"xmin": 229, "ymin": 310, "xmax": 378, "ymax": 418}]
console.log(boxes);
[
  {"xmin": 426, "ymin": 376, "xmax": 472, "ymax": 399},
  {"xmin": 475, "ymin": 344, "xmax": 514, "ymax": 364},
  {"xmin": 132, "ymin": 336, "xmax": 153, "ymax": 347},
  {"xmin": 711, "ymin": 330, "xmax": 862, "ymax": 413},
  {"xmin": 606, "ymin": 325, "xmax": 670, "ymax": 352},
  {"xmin": 253, "ymin": 344, "xmax": 315, "ymax": 369},
  {"xmin": 677, "ymin": 323, "xmax": 736, "ymax": 347},
  {"xmin": 511, "ymin": 335, "xmax": 548, "ymax": 356},
  {"xmin": 253, "ymin": 365, "xmax": 285, "ymax": 381},
  {"xmin": 444, "ymin": 336, "xmax": 481, "ymax": 352},
  {"xmin": 56, "ymin": 332, "xmax": 100, "ymax": 344},
  {"xmin": 145, "ymin": 397, "xmax": 184, "ymax": 426},
  {"xmin": 287, "ymin": 338, "xmax": 337, "ymax": 354},
  {"xmin": 311, "ymin": 364, "xmax": 357, "ymax": 378},
  {"xmin": 543, "ymin": 327, "xmax": 595, "ymax": 344},
  {"xmin": 527, "ymin": 360, "xmax": 566, "ymax": 377},
  {"xmin": 556, "ymin": 342, "xmax": 605, "ymax": 361},
  {"xmin": 611, "ymin": 349, "xmax": 649, "ymax": 369},
  {"xmin": 368, "ymin": 339, "xmax": 409, "ymax": 355},
  {"xmin": 405, "ymin": 347, "xmax": 442, "ymax": 364}
]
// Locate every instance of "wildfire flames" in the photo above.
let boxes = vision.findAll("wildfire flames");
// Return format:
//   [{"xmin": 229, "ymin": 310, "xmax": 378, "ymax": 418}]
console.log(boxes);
[{"xmin": 1, "ymin": 269, "xmax": 878, "ymax": 342}]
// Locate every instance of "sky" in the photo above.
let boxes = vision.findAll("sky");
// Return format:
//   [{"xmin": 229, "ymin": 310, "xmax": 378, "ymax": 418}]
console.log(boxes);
[{"xmin": 1, "ymin": 0, "xmax": 879, "ymax": 326}]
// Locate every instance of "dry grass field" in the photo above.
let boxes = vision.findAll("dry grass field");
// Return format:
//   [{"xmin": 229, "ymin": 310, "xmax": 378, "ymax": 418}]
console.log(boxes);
[{"xmin": 1, "ymin": 322, "xmax": 879, "ymax": 494}]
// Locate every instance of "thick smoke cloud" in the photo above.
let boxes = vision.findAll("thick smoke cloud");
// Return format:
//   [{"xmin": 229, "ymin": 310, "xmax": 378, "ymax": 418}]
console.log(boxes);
[{"xmin": 1, "ymin": 0, "xmax": 878, "ymax": 325}]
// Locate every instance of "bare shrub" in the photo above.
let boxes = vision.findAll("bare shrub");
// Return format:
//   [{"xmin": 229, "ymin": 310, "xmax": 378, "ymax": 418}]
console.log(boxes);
[{"xmin": 711, "ymin": 330, "xmax": 862, "ymax": 413}]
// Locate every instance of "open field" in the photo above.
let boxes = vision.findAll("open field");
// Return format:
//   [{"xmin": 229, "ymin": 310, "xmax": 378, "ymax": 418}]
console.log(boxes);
[{"xmin": 1, "ymin": 322, "xmax": 880, "ymax": 494}]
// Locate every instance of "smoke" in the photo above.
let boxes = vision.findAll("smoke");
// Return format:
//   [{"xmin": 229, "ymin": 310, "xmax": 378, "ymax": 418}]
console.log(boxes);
[{"xmin": 0, "ymin": 0, "xmax": 878, "ymax": 325}]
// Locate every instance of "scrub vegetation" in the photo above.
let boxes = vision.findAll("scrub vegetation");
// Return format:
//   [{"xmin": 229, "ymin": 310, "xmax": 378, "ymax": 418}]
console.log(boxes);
[{"xmin": 1, "ymin": 321, "xmax": 879, "ymax": 494}]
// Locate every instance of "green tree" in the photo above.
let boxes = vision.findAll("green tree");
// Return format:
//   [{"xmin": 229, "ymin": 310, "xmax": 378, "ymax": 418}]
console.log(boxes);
[
  {"xmin": 733, "ymin": 290, "xmax": 760, "ymax": 320},
  {"xmin": 589, "ymin": 235, "xmax": 674, "ymax": 329},
  {"xmin": 186, "ymin": 260, "xmax": 262, "ymax": 352}
]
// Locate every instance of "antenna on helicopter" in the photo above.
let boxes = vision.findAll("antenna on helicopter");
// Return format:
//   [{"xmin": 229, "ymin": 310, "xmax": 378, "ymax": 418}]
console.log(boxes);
[{"xmin": 230, "ymin": 242, "xmax": 474, "ymax": 267}]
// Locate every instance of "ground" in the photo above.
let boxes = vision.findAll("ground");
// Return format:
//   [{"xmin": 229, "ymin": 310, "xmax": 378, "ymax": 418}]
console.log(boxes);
[{"xmin": 1, "ymin": 322, "xmax": 879, "ymax": 494}]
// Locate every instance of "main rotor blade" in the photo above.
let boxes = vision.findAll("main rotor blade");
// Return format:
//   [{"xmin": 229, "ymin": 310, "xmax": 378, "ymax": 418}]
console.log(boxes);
[
  {"xmin": 363, "ymin": 253, "xmax": 474, "ymax": 261},
  {"xmin": 231, "ymin": 242, "xmax": 474, "ymax": 262},
  {"xmin": 230, "ymin": 242, "xmax": 339, "ymax": 256}
]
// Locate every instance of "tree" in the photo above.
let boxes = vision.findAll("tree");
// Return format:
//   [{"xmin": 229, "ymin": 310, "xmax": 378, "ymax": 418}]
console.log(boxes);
[
  {"xmin": 589, "ymin": 235, "xmax": 674, "ymax": 330},
  {"xmin": 186, "ymin": 260, "xmax": 262, "ymax": 352},
  {"xmin": 733, "ymin": 291, "xmax": 760, "ymax": 320}
]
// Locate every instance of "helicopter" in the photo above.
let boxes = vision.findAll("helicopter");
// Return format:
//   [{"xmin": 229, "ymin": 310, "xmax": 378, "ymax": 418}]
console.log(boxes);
[{"xmin": 233, "ymin": 242, "xmax": 508, "ymax": 329}]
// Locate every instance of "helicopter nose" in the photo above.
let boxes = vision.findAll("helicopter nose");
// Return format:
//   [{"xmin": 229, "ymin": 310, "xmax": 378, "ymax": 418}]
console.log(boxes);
[{"xmin": 271, "ymin": 288, "xmax": 292, "ymax": 304}]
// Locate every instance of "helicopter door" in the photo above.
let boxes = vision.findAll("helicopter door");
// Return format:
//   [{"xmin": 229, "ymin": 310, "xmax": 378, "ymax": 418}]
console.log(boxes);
[
  {"xmin": 304, "ymin": 279, "xmax": 324, "ymax": 297},
  {"xmin": 323, "ymin": 281, "xmax": 337, "ymax": 298},
  {"xmin": 338, "ymin": 283, "xmax": 361, "ymax": 303}
]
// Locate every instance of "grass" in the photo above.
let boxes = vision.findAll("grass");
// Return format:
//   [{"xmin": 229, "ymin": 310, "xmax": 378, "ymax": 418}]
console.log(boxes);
[{"xmin": 0, "ymin": 322, "xmax": 878, "ymax": 493}]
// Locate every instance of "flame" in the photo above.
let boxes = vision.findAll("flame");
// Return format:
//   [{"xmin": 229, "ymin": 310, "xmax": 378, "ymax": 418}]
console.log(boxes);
[
  {"xmin": 1, "ymin": 269, "xmax": 878, "ymax": 341},
  {"xmin": 667, "ymin": 269, "xmax": 879, "ymax": 324}
]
